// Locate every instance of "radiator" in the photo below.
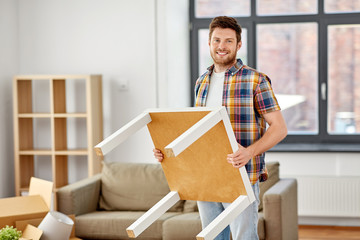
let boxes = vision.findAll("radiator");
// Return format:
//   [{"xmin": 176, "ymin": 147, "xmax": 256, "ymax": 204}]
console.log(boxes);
[{"xmin": 297, "ymin": 176, "xmax": 360, "ymax": 217}]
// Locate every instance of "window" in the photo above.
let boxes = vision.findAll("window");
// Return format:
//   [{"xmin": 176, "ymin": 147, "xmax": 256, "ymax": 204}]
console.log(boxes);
[
  {"xmin": 324, "ymin": 0, "xmax": 360, "ymax": 13},
  {"xmin": 257, "ymin": 0, "xmax": 318, "ymax": 16},
  {"xmin": 190, "ymin": 0, "xmax": 360, "ymax": 150},
  {"xmin": 195, "ymin": 0, "xmax": 250, "ymax": 18},
  {"xmin": 257, "ymin": 22, "xmax": 319, "ymax": 135},
  {"xmin": 328, "ymin": 24, "xmax": 360, "ymax": 134}
]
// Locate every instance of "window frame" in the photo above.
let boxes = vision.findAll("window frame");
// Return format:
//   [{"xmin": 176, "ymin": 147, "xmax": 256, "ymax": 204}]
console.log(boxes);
[{"xmin": 190, "ymin": 0, "xmax": 360, "ymax": 152}]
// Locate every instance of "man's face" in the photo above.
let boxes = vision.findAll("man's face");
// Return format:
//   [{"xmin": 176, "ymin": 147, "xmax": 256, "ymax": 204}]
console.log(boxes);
[{"xmin": 209, "ymin": 28, "xmax": 242, "ymax": 70}]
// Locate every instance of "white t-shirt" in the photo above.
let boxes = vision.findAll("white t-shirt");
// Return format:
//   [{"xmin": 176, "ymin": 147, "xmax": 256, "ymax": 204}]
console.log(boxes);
[{"xmin": 206, "ymin": 71, "xmax": 225, "ymax": 107}]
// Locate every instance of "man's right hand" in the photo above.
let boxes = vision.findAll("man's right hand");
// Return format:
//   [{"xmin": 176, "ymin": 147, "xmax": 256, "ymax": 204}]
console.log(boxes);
[{"xmin": 153, "ymin": 148, "xmax": 164, "ymax": 162}]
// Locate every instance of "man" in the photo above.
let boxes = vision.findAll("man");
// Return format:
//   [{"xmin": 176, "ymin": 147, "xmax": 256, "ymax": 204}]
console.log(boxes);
[{"xmin": 154, "ymin": 16, "xmax": 287, "ymax": 240}]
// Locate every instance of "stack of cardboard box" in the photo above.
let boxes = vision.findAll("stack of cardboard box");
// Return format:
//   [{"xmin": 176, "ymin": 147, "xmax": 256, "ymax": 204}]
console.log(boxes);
[{"xmin": 0, "ymin": 177, "xmax": 80, "ymax": 240}]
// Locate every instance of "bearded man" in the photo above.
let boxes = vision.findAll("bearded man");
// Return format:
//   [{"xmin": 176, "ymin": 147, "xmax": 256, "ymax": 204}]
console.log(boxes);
[{"xmin": 154, "ymin": 16, "xmax": 287, "ymax": 240}]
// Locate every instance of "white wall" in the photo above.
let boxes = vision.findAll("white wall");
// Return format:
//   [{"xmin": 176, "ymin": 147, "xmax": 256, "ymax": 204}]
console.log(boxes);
[
  {"xmin": 156, "ymin": 0, "xmax": 190, "ymax": 108},
  {"xmin": 0, "ymin": 0, "xmax": 190, "ymax": 196},
  {"xmin": 267, "ymin": 152, "xmax": 360, "ymax": 226},
  {"xmin": 0, "ymin": 0, "xmax": 18, "ymax": 197},
  {"xmin": 267, "ymin": 152, "xmax": 360, "ymax": 177},
  {"xmin": 17, "ymin": 0, "xmax": 159, "ymax": 181}
]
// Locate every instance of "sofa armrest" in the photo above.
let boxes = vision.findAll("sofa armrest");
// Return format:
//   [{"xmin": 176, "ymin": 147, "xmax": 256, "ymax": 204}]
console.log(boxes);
[
  {"xmin": 263, "ymin": 178, "xmax": 298, "ymax": 240},
  {"xmin": 57, "ymin": 174, "xmax": 101, "ymax": 216}
]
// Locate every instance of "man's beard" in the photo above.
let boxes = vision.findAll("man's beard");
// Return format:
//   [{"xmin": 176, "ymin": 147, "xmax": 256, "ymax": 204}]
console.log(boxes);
[{"xmin": 210, "ymin": 48, "xmax": 237, "ymax": 68}]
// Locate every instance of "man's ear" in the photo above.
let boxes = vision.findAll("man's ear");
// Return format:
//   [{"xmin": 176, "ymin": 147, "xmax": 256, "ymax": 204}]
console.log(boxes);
[{"xmin": 237, "ymin": 41, "xmax": 242, "ymax": 51}]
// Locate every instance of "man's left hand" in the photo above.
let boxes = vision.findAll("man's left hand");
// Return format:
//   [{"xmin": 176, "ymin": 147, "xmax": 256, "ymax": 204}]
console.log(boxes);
[{"xmin": 227, "ymin": 143, "xmax": 253, "ymax": 168}]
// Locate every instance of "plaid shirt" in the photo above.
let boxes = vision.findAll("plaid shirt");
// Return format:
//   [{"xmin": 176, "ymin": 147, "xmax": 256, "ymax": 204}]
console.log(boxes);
[{"xmin": 194, "ymin": 59, "xmax": 281, "ymax": 184}]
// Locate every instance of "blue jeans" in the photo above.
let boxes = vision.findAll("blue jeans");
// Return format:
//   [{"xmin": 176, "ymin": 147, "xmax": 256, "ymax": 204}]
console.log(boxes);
[{"xmin": 197, "ymin": 182, "xmax": 260, "ymax": 240}]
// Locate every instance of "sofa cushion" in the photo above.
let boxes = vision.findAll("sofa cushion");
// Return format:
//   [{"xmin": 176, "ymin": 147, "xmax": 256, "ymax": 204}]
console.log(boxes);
[
  {"xmin": 258, "ymin": 212, "xmax": 265, "ymax": 240},
  {"xmin": 259, "ymin": 161, "xmax": 280, "ymax": 211},
  {"xmin": 76, "ymin": 211, "xmax": 181, "ymax": 240},
  {"xmin": 183, "ymin": 200, "xmax": 198, "ymax": 212},
  {"xmin": 99, "ymin": 162, "xmax": 184, "ymax": 212},
  {"xmin": 162, "ymin": 212, "xmax": 202, "ymax": 240}
]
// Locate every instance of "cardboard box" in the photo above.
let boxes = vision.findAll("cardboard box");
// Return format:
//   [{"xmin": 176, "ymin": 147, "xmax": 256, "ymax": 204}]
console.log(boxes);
[
  {"xmin": 0, "ymin": 195, "xmax": 49, "ymax": 229},
  {"xmin": 20, "ymin": 224, "xmax": 43, "ymax": 240},
  {"xmin": 28, "ymin": 177, "xmax": 53, "ymax": 209},
  {"xmin": 0, "ymin": 177, "xmax": 53, "ymax": 229},
  {"xmin": 15, "ymin": 217, "xmax": 44, "ymax": 232}
]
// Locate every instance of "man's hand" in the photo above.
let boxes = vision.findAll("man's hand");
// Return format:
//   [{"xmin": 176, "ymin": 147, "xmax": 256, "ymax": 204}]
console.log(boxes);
[
  {"xmin": 227, "ymin": 143, "xmax": 253, "ymax": 168},
  {"xmin": 227, "ymin": 110, "xmax": 287, "ymax": 169},
  {"xmin": 153, "ymin": 148, "xmax": 164, "ymax": 162}
]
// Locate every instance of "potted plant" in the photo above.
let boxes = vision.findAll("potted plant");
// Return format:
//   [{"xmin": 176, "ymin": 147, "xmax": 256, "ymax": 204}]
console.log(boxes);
[{"xmin": 0, "ymin": 226, "xmax": 22, "ymax": 240}]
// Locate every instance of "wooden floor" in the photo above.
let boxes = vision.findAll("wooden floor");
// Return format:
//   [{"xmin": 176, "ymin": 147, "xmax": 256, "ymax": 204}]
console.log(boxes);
[{"xmin": 299, "ymin": 225, "xmax": 360, "ymax": 240}]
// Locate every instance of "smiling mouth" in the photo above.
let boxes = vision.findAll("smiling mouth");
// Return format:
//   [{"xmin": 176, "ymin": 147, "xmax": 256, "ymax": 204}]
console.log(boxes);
[{"xmin": 217, "ymin": 51, "xmax": 228, "ymax": 56}]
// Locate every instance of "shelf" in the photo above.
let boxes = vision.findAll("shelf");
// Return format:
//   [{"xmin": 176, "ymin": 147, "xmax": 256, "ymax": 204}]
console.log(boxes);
[
  {"xmin": 19, "ymin": 150, "xmax": 53, "ymax": 155},
  {"xmin": 18, "ymin": 149, "xmax": 88, "ymax": 155},
  {"xmin": 21, "ymin": 186, "xmax": 64, "ymax": 193},
  {"xmin": 13, "ymin": 74, "xmax": 103, "ymax": 197},
  {"xmin": 18, "ymin": 113, "xmax": 51, "ymax": 118},
  {"xmin": 16, "ymin": 74, "xmax": 97, "ymax": 79},
  {"xmin": 20, "ymin": 188, "xmax": 29, "ymax": 194},
  {"xmin": 54, "ymin": 113, "xmax": 87, "ymax": 118},
  {"xmin": 55, "ymin": 149, "xmax": 88, "ymax": 155},
  {"xmin": 17, "ymin": 113, "xmax": 88, "ymax": 118}
]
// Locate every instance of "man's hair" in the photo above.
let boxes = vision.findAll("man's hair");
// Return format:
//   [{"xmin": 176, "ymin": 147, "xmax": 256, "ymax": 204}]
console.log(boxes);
[{"xmin": 209, "ymin": 16, "xmax": 242, "ymax": 43}]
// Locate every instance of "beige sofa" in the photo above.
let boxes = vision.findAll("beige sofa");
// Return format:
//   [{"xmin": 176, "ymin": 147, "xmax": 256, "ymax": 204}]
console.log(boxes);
[{"xmin": 57, "ymin": 161, "xmax": 298, "ymax": 240}]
